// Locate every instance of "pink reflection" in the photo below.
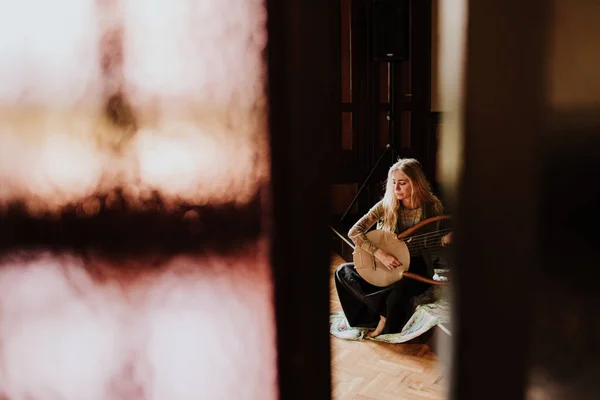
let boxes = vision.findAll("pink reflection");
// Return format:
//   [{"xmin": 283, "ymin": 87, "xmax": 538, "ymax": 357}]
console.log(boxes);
[
  {"xmin": 0, "ymin": 249, "xmax": 277, "ymax": 400},
  {"xmin": 0, "ymin": 0, "xmax": 269, "ymax": 213},
  {"xmin": 0, "ymin": 0, "xmax": 276, "ymax": 398}
]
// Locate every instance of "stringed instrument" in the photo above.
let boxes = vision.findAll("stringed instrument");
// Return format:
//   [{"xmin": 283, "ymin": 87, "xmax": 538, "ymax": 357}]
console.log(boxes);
[{"xmin": 352, "ymin": 215, "xmax": 452, "ymax": 287}]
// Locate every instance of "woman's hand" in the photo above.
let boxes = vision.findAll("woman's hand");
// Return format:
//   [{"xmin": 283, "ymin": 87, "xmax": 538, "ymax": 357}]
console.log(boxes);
[
  {"xmin": 374, "ymin": 249, "xmax": 402, "ymax": 271},
  {"xmin": 441, "ymin": 232, "xmax": 453, "ymax": 247}
]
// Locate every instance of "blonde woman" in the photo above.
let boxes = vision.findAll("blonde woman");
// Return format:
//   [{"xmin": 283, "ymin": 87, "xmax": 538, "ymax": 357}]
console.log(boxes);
[{"xmin": 335, "ymin": 158, "xmax": 447, "ymax": 337}]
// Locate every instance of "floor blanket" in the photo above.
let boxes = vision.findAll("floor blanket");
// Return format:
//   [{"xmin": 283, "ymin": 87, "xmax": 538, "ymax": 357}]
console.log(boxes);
[{"xmin": 330, "ymin": 286, "xmax": 451, "ymax": 343}]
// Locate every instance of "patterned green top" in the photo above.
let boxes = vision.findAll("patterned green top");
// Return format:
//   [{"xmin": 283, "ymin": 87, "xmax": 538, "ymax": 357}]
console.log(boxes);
[{"xmin": 348, "ymin": 200, "xmax": 443, "ymax": 255}]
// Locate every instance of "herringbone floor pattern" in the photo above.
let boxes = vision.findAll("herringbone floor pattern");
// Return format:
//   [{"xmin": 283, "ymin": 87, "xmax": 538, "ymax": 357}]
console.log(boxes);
[{"xmin": 330, "ymin": 253, "xmax": 448, "ymax": 400}]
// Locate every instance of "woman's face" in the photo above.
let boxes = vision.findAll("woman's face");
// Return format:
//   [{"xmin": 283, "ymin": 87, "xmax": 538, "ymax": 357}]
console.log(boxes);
[{"xmin": 391, "ymin": 170, "xmax": 413, "ymax": 201}]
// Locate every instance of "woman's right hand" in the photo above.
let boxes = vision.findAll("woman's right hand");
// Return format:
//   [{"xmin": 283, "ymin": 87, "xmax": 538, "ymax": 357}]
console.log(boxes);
[{"xmin": 374, "ymin": 249, "xmax": 402, "ymax": 271}]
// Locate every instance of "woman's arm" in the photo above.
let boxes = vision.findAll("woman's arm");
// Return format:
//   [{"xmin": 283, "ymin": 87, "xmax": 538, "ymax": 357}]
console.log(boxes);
[
  {"xmin": 348, "ymin": 201, "xmax": 384, "ymax": 255},
  {"xmin": 349, "ymin": 201, "xmax": 403, "ymax": 270}
]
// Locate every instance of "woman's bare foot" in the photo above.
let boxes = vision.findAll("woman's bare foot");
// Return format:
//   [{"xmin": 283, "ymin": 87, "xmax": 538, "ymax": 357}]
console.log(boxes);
[{"xmin": 367, "ymin": 316, "xmax": 386, "ymax": 338}]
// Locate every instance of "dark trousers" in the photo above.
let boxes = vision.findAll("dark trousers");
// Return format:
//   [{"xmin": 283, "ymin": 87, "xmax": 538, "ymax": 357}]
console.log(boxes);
[{"xmin": 334, "ymin": 260, "xmax": 430, "ymax": 334}]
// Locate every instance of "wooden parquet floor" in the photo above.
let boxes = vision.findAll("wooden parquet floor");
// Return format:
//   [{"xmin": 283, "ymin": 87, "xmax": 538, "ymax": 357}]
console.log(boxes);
[{"xmin": 329, "ymin": 253, "xmax": 448, "ymax": 400}]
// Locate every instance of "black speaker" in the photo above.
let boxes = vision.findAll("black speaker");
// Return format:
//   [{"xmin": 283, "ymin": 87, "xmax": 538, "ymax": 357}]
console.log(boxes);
[{"xmin": 371, "ymin": 0, "xmax": 409, "ymax": 61}]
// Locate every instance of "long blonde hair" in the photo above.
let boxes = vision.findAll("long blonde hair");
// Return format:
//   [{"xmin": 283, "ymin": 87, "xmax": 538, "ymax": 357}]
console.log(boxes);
[{"xmin": 380, "ymin": 158, "xmax": 442, "ymax": 232}]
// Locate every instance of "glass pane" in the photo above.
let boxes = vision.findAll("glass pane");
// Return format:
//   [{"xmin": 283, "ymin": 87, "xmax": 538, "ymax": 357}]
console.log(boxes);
[
  {"xmin": 401, "ymin": 110, "xmax": 411, "ymax": 148},
  {"xmin": 379, "ymin": 110, "xmax": 390, "ymax": 150},
  {"xmin": 379, "ymin": 62, "xmax": 390, "ymax": 103},
  {"xmin": 401, "ymin": 59, "xmax": 411, "ymax": 96},
  {"xmin": 331, "ymin": 183, "xmax": 358, "ymax": 214},
  {"xmin": 341, "ymin": 0, "xmax": 352, "ymax": 102},
  {"xmin": 342, "ymin": 112, "xmax": 353, "ymax": 150}
]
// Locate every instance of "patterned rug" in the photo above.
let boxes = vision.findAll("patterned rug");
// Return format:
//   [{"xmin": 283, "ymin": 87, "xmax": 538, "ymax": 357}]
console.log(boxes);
[{"xmin": 329, "ymin": 286, "xmax": 451, "ymax": 343}]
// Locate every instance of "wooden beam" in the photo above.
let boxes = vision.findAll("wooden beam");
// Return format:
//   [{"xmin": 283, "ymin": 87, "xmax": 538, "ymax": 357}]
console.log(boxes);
[{"xmin": 266, "ymin": 0, "xmax": 338, "ymax": 398}]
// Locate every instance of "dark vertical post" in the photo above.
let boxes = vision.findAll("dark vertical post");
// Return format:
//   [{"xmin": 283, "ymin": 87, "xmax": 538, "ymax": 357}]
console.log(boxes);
[
  {"xmin": 266, "ymin": 0, "xmax": 338, "ymax": 398},
  {"xmin": 449, "ymin": 1, "xmax": 548, "ymax": 399}
]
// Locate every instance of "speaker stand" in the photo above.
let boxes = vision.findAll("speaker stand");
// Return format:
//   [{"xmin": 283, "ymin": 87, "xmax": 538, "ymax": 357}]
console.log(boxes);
[
  {"xmin": 339, "ymin": 142, "xmax": 401, "ymax": 223},
  {"xmin": 339, "ymin": 60, "xmax": 402, "ymax": 224}
]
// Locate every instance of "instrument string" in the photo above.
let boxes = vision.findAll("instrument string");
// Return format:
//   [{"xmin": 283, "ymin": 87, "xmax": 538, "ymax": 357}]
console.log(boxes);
[
  {"xmin": 403, "ymin": 228, "xmax": 452, "ymax": 242},
  {"xmin": 401, "ymin": 229, "xmax": 452, "ymax": 255},
  {"xmin": 403, "ymin": 229, "xmax": 451, "ymax": 248}
]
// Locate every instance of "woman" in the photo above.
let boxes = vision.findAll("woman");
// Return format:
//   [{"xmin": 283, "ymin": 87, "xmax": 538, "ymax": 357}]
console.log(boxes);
[{"xmin": 335, "ymin": 158, "xmax": 448, "ymax": 337}]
